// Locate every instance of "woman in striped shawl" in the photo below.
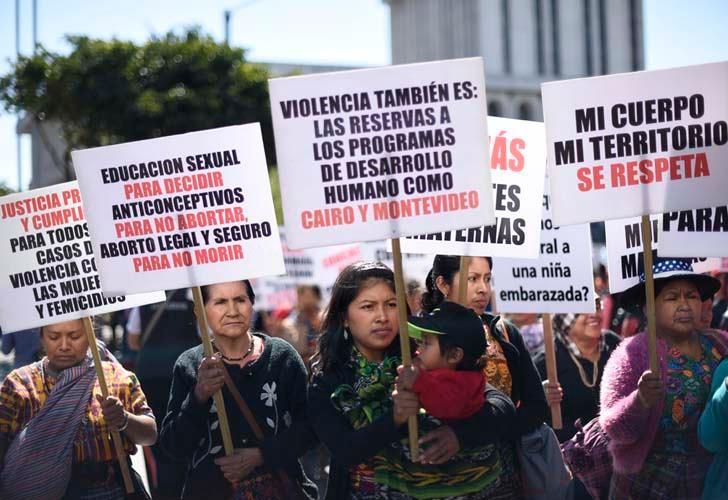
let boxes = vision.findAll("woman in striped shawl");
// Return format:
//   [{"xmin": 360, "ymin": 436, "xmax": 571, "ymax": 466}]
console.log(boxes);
[{"xmin": 0, "ymin": 319, "xmax": 157, "ymax": 499}]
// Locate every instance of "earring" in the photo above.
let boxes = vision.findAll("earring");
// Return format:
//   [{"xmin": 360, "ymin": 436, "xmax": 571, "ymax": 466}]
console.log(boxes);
[{"xmin": 343, "ymin": 328, "xmax": 350, "ymax": 340}]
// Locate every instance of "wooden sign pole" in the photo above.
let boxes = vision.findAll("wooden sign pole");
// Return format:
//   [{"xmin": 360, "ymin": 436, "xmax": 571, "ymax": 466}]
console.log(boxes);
[
  {"xmin": 191, "ymin": 286, "xmax": 235, "ymax": 456},
  {"xmin": 458, "ymin": 256, "xmax": 471, "ymax": 305},
  {"xmin": 82, "ymin": 317, "xmax": 135, "ymax": 494},
  {"xmin": 391, "ymin": 238, "xmax": 420, "ymax": 462},
  {"xmin": 541, "ymin": 314, "xmax": 563, "ymax": 429},
  {"xmin": 640, "ymin": 215, "xmax": 659, "ymax": 374}
]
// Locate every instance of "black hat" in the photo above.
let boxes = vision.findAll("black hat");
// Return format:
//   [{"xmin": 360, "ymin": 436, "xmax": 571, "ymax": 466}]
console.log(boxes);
[
  {"xmin": 407, "ymin": 301, "xmax": 487, "ymax": 358},
  {"xmin": 620, "ymin": 258, "xmax": 720, "ymax": 306}
]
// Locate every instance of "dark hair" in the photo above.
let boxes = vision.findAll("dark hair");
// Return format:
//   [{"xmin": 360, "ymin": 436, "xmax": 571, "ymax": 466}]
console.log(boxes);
[
  {"xmin": 434, "ymin": 335, "xmax": 485, "ymax": 371},
  {"xmin": 200, "ymin": 280, "xmax": 256, "ymax": 305},
  {"xmin": 252, "ymin": 310, "xmax": 271, "ymax": 334},
  {"xmin": 297, "ymin": 284, "xmax": 322, "ymax": 301},
  {"xmin": 39, "ymin": 317, "xmax": 97, "ymax": 337},
  {"xmin": 406, "ymin": 279, "xmax": 422, "ymax": 296},
  {"xmin": 422, "ymin": 255, "xmax": 493, "ymax": 313},
  {"xmin": 312, "ymin": 261, "xmax": 399, "ymax": 375}
]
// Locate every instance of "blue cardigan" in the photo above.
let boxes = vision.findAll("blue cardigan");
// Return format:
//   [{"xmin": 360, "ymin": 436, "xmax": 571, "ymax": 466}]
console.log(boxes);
[{"xmin": 699, "ymin": 358, "xmax": 728, "ymax": 500}]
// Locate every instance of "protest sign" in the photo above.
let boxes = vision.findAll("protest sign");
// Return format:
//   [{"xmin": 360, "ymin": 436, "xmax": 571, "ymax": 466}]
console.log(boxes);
[
  {"xmin": 359, "ymin": 240, "xmax": 433, "ymax": 285},
  {"xmin": 251, "ymin": 227, "xmax": 362, "ymax": 311},
  {"xmin": 693, "ymin": 258, "xmax": 727, "ymax": 274},
  {"xmin": 542, "ymin": 61, "xmax": 728, "ymax": 226},
  {"xmin": 0, "ymin": 182, "xmax": 165, "ymax": 333},
  {"xmin": 400, "ymin": 117, "xmax": 546, "ymax": 258},
  {"xmin": 269, "ymin": 57, "xmax": 494, "ymax": 249},
  {"xmin": 493, "ymin": 187, "xmax": 595, "ymax": 314},
  {"xmin": 658, "ymin": 205, "xmax": 728, "ymax": 258},
  {"xmin": 604, "ymin": 215, "xmax": 713, "ymax": 293},
  {"xmin": 72, "ymin": 124, "xmax": 284, "ymax": 295}
]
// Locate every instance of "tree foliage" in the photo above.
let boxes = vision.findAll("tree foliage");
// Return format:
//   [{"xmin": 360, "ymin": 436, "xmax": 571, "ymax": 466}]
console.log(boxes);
[
  {"xmin": 0, "ymin": 183, "xmax": 14, "ymax": 196},
  {"xmin": 0, "ymin": 29, "xmax": 276, "ymax": 163}
]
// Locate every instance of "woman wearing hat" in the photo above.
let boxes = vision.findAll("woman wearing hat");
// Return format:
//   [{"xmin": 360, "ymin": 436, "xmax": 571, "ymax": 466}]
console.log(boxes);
[{"xmin": 599, "ymin": 259, "xmax": 728, "ymax": 499}]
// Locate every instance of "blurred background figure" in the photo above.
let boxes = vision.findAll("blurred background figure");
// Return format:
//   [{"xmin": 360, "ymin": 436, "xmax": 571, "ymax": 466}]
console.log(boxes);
[
  {"xmin": 126, "ymin": 289, "xmax": 198, "ymax": 500},
  {"xmin": 290, "ymin": 285, "xmax": 323, "ymax": 363},
  {"xmin": 406, "ymin": 278, "xmax": 423, "ymax": 316},
  {"xmin": 506, "ymin": 313, "xmax": 543, "ymax": 355},
  {"xmin": 710, "ymin": 272, "xmax": 727, "ymax": 329},
  {"xmin": 254, "ymin": 308, "xmax": 308, "ymax": 360},
  {"xmin": 1, "ymin": 328, "xmax": 41, "ymax": 370},
  {"xmin": 594, "ymin": 264, "xmax": 615, "ymax": 332}
]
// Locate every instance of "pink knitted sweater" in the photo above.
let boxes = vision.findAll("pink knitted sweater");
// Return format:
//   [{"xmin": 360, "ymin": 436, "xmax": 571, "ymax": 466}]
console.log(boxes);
[{"xmin": 599, "ymin": 329, "xmax": 728, "ymax": 474}]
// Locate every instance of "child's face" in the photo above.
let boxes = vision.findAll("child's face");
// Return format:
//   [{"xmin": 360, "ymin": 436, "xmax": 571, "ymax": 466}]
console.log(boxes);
[{"xmin": 415, "ymin": 333, "xmax": 451, "ymax": 370}]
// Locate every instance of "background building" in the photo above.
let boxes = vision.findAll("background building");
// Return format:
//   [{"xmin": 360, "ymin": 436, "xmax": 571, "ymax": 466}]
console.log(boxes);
[{"xmin": 386, "ymin": 0, "xmax": 643, "ymax": 119}]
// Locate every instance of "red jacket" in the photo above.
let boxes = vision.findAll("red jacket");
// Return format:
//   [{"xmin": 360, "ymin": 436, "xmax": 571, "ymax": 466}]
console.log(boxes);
[{"xmin": 413, "ymin": 369, "xmax": 485, "ymax": 420}]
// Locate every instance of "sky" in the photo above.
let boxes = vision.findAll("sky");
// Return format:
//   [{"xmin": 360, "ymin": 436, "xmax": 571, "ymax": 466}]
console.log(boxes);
[{"xmin": 0, "ymin": 0, "xmax": 727, "ymax": 191}]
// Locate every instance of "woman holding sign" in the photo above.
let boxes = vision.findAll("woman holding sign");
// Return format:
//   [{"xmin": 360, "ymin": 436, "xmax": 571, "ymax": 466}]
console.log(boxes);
[
  {"xmin": 159, "ymin": 280, "xmax": 317, "ymax": 500},
  {"xmin": 0, "ymin": 319, "xmax": 157, "ymax": 499},
  {"xmin": 600, "ymin": 259, "xmax": 728, "ymax": 499},
  {"xmin": 422, "ymin": 254, "xmax": 549, "ymax": 496},
  {"xmin": 308, "ymin": 261, "xmax": 517, "ymax": 499}
]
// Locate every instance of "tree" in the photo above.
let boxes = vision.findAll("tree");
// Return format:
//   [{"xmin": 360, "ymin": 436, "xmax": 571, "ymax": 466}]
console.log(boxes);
[{"xmin": 0, "ymin": 28, "xmax": 276, "ymax": 166}]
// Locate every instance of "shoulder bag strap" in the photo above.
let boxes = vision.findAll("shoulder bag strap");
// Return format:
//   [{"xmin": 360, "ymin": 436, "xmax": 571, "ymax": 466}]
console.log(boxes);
[{"xmin": 220, "ymin": 366, "xmax": 307, "ymax": 500}]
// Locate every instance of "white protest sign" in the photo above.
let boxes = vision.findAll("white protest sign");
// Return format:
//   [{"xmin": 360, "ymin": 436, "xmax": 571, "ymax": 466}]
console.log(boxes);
[
  {"xmin": 269, "ymin": 57, "xmax": 494, "ymax": 249},
  {"xmin": 693, "ymin": 258, "xmax": 726, "ymax": 275},
  {"xmin": 252, "ymin": 227, "xmax": 362, "ymax": 310},
  {"xmin": 249, "ymin": 278, "xmax": 297, "ymax": 311},
  {"xmin": 605, "ymin": 215, "xmax": 712, "ymax": 293},
  {"xmin": 493, "ymin": 185, "xmax": 595, "ymax": 313},
  {"xmin": 658, "ymin": 205, "xmax": 728, "ymax": 258},
  {"xmin": 543, "ymin": 61, "xmax": 728, "ymax": 226},
  {"xmin": 400, "ymin": 117, "xmax": 546, "ymax": 258},
  {"xmin": 0, "ymin": 182, "xmax": 165, "ymax": 333},
  {"xmin": 359, "ymin": 241, "xmax": 434, "ymax": 286},
  {"xmin": 72, "ymin": 124, "xmax": 284, "ymax": 295}
]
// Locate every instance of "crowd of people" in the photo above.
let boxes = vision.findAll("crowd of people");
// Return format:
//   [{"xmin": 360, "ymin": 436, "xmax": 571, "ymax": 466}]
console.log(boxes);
[{"xmin": 1, "ymin": 254, "xmax": 727, "ymax": 499}]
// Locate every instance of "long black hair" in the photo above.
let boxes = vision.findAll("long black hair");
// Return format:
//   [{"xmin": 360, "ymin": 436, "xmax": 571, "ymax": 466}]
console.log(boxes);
[
  {"xmin": 311, "ymin": 261, "xmax": 399, "ymax": 375},
  {"xmin": 421, "ymin": 254, "xmax": 493, "ymax": 313}
]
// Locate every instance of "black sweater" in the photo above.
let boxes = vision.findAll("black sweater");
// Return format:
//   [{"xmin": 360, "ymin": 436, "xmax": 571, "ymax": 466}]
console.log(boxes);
[
  {"xmin": 483, "ymin": 313, "xmax": 549, "ymax": 436},
  {"xmin": 534, "ymin": 331, "xmax": 621, "ymax": 442},
  {"xmin": 308, "ymin": 362, "xmax": 517, "ymax": 500},
  {"xmin": 159, "ymin": 334, "xmax": 317, "ymax": 499}
]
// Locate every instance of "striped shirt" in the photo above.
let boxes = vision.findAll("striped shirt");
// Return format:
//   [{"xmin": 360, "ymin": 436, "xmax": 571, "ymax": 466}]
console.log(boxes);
[{"xmin": 0, "ymin": 358, "xmax": 153, "ymax": 463}]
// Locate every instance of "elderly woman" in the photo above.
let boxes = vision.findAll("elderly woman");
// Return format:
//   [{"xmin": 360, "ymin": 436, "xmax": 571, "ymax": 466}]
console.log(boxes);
[
  {"xmin": 535, "ymin": 298, "xmax": 621, "ymax": 443},
  {"xmin": 600, "ymin": 259, "xmax": 728, "ymax": 499},
  {"xmin": 308, "ymin": 261, "xmax": 516, "ymax": 499},
  {"xmin": 0, "ymin": 319, "xmax": 157, "ymax": 499},
  {"xmin": 159, "ymin": 280, "xmax": 317, "ymax": 499}
]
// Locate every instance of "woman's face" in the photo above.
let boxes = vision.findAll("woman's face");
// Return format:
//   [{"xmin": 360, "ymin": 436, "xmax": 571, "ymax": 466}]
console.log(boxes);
[
  {"xmin": 42, "ymin": 320, "xmax": 89, "ymax": 370},
  {"xmin": 437, "ymin": 257, "xmax": 492, "ymax": 315},
  {"xmin": 569, "ymin": 310, "xmax": 603, "ymax": 342},
  {"xmin": 205, "ymin": 281, "xmax": 253, "ymax": 340},
  {"xmin": 345, "ymin": 280, "xmax": 399, "ymax": 361},
  {"xmin": 654, "ymin": 279, "xmax": 702, "ymax": 338}
]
